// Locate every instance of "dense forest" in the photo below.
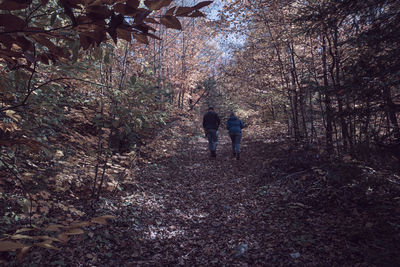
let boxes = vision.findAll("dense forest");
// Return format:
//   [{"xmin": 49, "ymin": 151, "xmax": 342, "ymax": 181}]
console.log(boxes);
[{"xmin": 1, "ymin": 0, "xmax": 399, "ymax": 266}]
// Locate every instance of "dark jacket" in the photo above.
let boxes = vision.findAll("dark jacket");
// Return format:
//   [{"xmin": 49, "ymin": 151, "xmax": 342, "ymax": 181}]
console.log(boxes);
[
  {"xmin": 226, "ymin": 116, "xmax": 244, "ymax": 133},
  {"xmin": 203, "ymin": 111, "xmax": 220, "ymax": 130}
]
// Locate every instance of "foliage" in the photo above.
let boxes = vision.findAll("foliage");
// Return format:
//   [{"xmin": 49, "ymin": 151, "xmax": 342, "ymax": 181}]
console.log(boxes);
[{"xmin": 218, "ymin": 0, "xmax": 400, "ymax": 155}]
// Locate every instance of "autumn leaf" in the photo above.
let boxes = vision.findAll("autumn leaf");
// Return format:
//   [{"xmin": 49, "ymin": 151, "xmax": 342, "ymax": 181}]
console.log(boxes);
[
  {"xmin": 0, "ymin": 14, "xmax": 26, "ymax": 31},
  {"xmin": 144, "ymin": 0, "xmax": 173, "ymax": 11},
  {"xmin": 64, "ymin": 228, "xmax": 85, "ymax": 235},
  {"xmin": 133, "ymin": 33, "xmax": 149, "ymax": 45},
  {"xmin": 192, "ymin": 1, "xmax": 213, "ymax": 10},
  {"xmin": 160, "ymin": 16, "xmax": 182, "ymax": 30},
  {"xmin": 91, "ymin": 215, "xmax": 116, "ymax": 225},
  {"xmin": 0, "ymin": 241, "xmax": 26, "ymax": 252},
  {"xmin": 36, "ymin": 240, "xmax": 59, "ymax": 250},
  {"xmin": 17, "ymin": 246, "xmax": 31, "ymax": 261},
  {"xmin": 0, "ymin": 0, "xmax": 32, "ymax": 11}
]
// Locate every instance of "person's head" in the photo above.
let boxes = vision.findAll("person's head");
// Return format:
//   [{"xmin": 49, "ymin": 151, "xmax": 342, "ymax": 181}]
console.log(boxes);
[
  {"xmin": 230, "ymin": 112, "xmax": 236, "ymax": 117},
  {"xmin": 208, "ymin": 106, "xmax": 214, "ymax": 111}
]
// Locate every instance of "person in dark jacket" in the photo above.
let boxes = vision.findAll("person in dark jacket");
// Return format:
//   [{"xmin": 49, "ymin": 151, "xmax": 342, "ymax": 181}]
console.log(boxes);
[
  {"xmin": 203, "ymin": 106, "xmax": 221, "ymax": 157},
  {"xmin": 226, "ymin": 112, "xmax": 244, "ymax": 160}
]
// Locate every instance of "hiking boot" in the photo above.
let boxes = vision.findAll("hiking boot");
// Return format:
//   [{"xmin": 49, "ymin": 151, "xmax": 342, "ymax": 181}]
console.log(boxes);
[
  {"xmin": 232, "ymin": 152, "xmax": 236, "ymax": 158},
  {"xmin": 211, "ymin": 151, "xmax": 216, "ymax": 158},
  {"xmin": 236, "ymin": 152, "xmax": 240, "ymax": 160}
]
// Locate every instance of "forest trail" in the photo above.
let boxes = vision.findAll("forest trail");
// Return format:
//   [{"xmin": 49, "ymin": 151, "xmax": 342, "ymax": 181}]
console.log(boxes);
[
  {"xmin": 98, "ymin": 116, "xmax": 399, "ymax": 266},
  {"xmin": 5, "ymin": 115, "xmax": 399, "ymax": 267},
  {"xmin": 118, "ymin": 122, "xmax": 288, "ymax": 266}
]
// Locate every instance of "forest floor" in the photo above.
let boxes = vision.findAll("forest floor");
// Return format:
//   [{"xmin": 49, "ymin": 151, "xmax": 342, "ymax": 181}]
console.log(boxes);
[{"xmin": 2, "ymin": 113, "xmax": 400, "ymax": 266}]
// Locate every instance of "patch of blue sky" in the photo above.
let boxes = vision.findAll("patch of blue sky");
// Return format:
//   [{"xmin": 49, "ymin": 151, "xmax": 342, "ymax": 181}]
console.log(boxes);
[{"xmin": 202, "ymin": 0, "xmax": 247, "ymax": 60}]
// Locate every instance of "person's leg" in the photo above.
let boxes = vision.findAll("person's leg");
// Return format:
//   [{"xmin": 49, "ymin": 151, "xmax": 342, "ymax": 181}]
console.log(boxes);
[
  {"xmin": 235, "ymin": 133, "xmax": 242, "ymax": 160},
  {"xmin": 207, "ymin": 129, "xmax": 217, "ymax": 157},
  {"xmin": 213, "ymin": 130, "xmax": 218, "ymax": 152},
  {"xmin": 206, "ymin": 130, "xmax": 213, "ymax": 155},
  {"xmin": 229, "ymin": 133, "xmax": 236, "ymax": 155}
]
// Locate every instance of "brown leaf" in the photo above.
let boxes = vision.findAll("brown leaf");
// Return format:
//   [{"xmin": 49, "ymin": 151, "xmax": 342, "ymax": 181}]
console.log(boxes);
[
  {"xmin": 0, "ymin": 34, "xmax": 13, "ymax": 49},
  {"xmin": 175, "ymin": 7, "xmax": 193, "ymax": 16},
  {"xmin": 132, "ymin": 33, "xmax": 149, "ymax": 45},
  {"xmin": 144, "ymin": 17, "xmax": 159, "ymax": 24},
  {"xmin": 192, "ymin": 1, "xmax": 213, "ymax": 10},
  {"xmin": 86, "ymin": 5, "xmax": 112, "ymax": 20},
  {"xmin": 68, "ymin": 221, "xmax": 90, "ymax": 228},
  {"xmin": 36, "ymin": 240, "xmax": 59, "ymax": 250},
  {"xmin": 0, "ymin": 14, "xmax": 26, "ymax": 31},
  {"xmin": 187, "ymin": 10, "xmax": 205, "ymax": 18},
  {"xmin": 10, "ymin": 234, "xmax": 33, "ymax": 240},
  {"xmin": 15, "ymin": 36, "xmax": 34, "ymax": 52},
  {"xmin": 116, "ymin": 27, "xmax": 132, "ymax": 42},
  {"xmin": 114, "ymin": 3, "xmax": 138, "ymax": 16},
  {"xmin": 0, "ymin": 0, "xmax": 31, "ymax": 11},
  {"xmin": 91, "ymin": 215, "xmax": 116, "ymax": 225},
  {"xmin": 146, "ymin": 32, "xmax": 161, "ymax": 40},
  {"xmin": 45, "ymin": 224, "xmax": 64, "ymax": 232},
  {"xmin": 17, "ymin": 246, "xmax": 31, "ymax": 261},
  {"xmin": 126, "ymin": 0, "xmax": 139, "ymax": 9},
  {"xmin": 165, "ymin": 6, "xmax": 176, "ymax": 16},
  {"xmin": 160, "ymin": 15, "xmax": 182, "ymax": 30},
  {"xmin": 64, "ymin": 228, "xmax": 84, "ymax": 235},
  {"xmin": 79, "ymin": 34, "xmax": 92, "ymax": 50},
  {"xmin": 57, "ymin": 233, "xmax": 69, "ymax": 243},
  {"xmin": 144, "ymin": 0, "xmax": 173, "ymax": 11},
  {"xmin": 15, "ymin": 228, "xmax": 34, "ymax": 234},
  {"xmin": 0, "ymin": 241, "xmax": 26, "ymax": 252}
]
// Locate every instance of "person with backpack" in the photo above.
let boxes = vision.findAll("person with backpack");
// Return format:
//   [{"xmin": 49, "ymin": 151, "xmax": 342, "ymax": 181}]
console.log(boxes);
[
  {"xmin": 227, "ymin": 112, "xmax": 244, "ymax": 160},
  {"xmin": 202, "ymin": 106, "xmax": 221, "ymax": 157}
]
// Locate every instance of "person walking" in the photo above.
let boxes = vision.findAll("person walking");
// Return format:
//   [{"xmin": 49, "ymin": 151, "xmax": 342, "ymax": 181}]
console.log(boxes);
[
  {"xmin": 227, "ymin": 112, "xmax": 244, "ymax": 160},
  {"xmin": 203, "ymin": 106, "xmax": 221, "ymax": 157}
]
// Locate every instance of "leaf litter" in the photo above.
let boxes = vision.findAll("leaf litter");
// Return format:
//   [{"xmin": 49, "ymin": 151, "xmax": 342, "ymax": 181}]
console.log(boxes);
[{"xmin": 1, "ymin": 114, "xmax": 399, "ymax": 266}]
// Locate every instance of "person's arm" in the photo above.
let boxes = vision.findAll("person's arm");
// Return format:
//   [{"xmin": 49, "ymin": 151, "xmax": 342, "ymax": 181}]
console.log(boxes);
[
  {"xmin": 217, "ymin": 114, "xmax": 221, "ymax": 127},
  {"xmin": 202, "ymin": 114, "xmax": 206, "ymax": 129},
  {"xmin": 240, "ymin": 120, "xmax": 244, "ymax": 129}
]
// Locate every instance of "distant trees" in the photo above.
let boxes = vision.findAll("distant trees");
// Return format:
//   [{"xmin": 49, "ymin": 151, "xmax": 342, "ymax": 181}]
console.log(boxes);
[
  {"xmin": 0, "ymin": 0, "xmax": 214, "ymax": 204},
  {"xmin": 220, "ymin": 0, "xmax": 400, "ymax": 155}
]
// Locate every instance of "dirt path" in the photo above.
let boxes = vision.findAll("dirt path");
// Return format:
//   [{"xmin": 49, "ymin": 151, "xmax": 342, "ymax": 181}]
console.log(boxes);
[
  {"xmin": 10, "ymin": 117, "xmax": 398, "ymax": 266},
  {"xmin": 105, "ymin": 122, "xmax": 399, "ymax": 267},
  {"xmin": 105, "ymin": 124, "xmax": 306, "ymax": 266}
]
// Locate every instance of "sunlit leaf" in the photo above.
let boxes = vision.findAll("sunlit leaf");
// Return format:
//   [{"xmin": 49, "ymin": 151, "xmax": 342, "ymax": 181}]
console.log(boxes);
[
  {"xmin": 36, "ymin": 240, "xmax": 59, "ymax": 250},
  {"xmin": 64, "ymin": 228, "xmax": 84, "ymax": 235}
]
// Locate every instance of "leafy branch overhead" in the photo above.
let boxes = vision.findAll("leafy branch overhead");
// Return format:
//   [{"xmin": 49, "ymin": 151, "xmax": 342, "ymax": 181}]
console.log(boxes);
[{"xmin": 0, "ymin": 0, "xmax": 212, "ymax": 67}]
